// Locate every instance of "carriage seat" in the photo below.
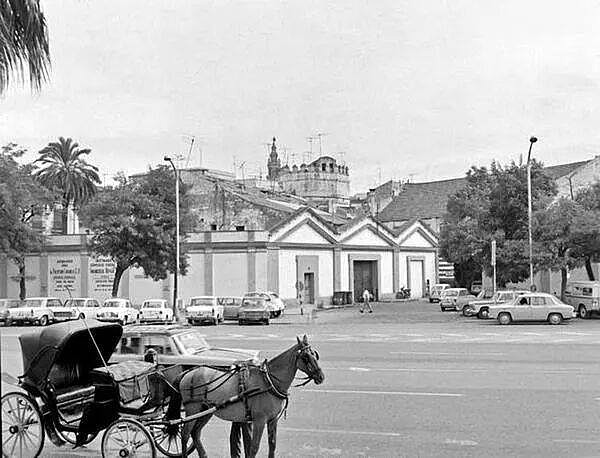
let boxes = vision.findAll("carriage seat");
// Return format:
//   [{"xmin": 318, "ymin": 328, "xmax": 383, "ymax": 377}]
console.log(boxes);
[{"xmin": 48, "ymin": 362, "xmax": 96, "ymax": 424}]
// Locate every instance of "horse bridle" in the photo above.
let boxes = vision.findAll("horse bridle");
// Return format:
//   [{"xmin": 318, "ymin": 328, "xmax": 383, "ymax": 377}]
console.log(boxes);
[{"xmin": 293, "ymin": 343, "xmax": 320, "ymax": 387}]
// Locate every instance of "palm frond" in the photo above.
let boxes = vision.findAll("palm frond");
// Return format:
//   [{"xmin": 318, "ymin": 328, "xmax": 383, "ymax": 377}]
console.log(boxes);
[{"xmin": 0, "ymin": 0, "xmax": 51, "ymax": 94}]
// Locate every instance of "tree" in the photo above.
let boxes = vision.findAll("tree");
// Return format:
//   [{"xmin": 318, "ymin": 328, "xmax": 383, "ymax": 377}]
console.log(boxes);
[
  {"xmin": 573, "ymin": 182, "xmax": 600, "ymax": 280},
  {"xmin": 0, "ymin": 0, "xmax": 50, "ymax": 94},
  {"xmin": 35, "ymin": 137, "xmax": 101, "ymax": 234},
  {"xmin": 79, "ymin": 167, "xmax": 193, "ymax": 297},
  {"xmin": 533, "ymin": 198, "xmax": 584, "ymax": 300},
  {"xmin": 440, "ymin": 159, "xmax": 556, "ymax": 287},
  {"xmin": 0, "ymin": 144, "xmax": 53, "ymax": 298}
]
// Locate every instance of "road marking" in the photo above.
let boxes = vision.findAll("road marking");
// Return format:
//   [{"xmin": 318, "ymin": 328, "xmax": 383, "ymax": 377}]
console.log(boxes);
[
  {"xmin": 348, "ymin": 367, "xmax": 371, "ymax": 372},
  {"xmin": 303, "ymin": 389, "xmax": 463, "ymax": 397},
  {"xmin": 390, "ymin": 351, "xmax": 505, "ymax": 356},
  {"xmin": 280, "ymin": 426, "xmax": 405, "ymax": 437},
  {"xmin": 554, "ymin": 439, "xmax": 600, "ymax": 444},
  {"xmin": 445, "ymin": 439, "xmax": 478, "ymax": 446}
]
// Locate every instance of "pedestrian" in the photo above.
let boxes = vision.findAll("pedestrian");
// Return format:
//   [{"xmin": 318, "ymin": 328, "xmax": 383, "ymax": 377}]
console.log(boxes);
[
  {"xmin": 230, "ymin": 422, "xmax": 252, "ymax": 458},
  {"xmin": 360, "ymin": 288, "xmax": 373, "ymax": 313},
  {"xmin": 298, "ymin": 289, "xmax": 304, "ymax": 316}
]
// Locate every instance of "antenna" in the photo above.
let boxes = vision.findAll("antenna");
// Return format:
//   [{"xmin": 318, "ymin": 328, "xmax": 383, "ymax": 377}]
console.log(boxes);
[
  {"xmin": 306, "ymin": 136, "xmax": 316, "ymax": 158},
  {"xmin": 316, "ymin": 132, "xmax": 329, "ymax": 155},
  {"xmin": 239, "ymin": 161, "xmax": 247, "ymax": 186},
  {"xmin": 182, "ymin": 134, "xmax": 195, "ymax": 168},
  {"xmin": 378, "ymin": 166, "xmax": 382, "ymax": 185}
]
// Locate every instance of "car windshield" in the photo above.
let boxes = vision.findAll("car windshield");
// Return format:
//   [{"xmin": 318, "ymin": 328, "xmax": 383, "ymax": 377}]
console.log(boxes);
[
  {"xmin": 143, "ymin": 301, "xmax": 163, "ymax": 308},
  {"xmin": 444, "ymin": 290, "xmax": 459, "ymax": 297},
  {"xmin": 3, "ymin": 300, "xmax": 21, "ymax": 308},
  {"xmin": 242, "ymin": 298, "xmax": 265, "ymax": 308},
  {"xmin": 190, "ymin": 298, "xmax": 214, "ymax": 306},
  {"xmin": 65, "ymin": 299, "xmax": 87, "ymax": 307},
  {"xmin": 104, "ymin": 300, "xmax": 123, "ymax": 307},
  {"xmin": 432, "ymin": 286, "xmax": 446, "ymax": 292},
  {"xmin": 176, "ymin": 332, "xmax": 209, "ymax": 354},
  {"xmin": 24, "ymin": 299, "xmax": 43, "ymax": 307}
]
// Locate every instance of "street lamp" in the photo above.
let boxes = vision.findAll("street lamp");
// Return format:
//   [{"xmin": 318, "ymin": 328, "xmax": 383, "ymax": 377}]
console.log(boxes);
[
  {"xmin": 526, "ymin": 136, "xmax": 538, "ymax": 290},
  {"xmin": 164, "ymin": 156, "xmax": 180, "ymax": 320}
]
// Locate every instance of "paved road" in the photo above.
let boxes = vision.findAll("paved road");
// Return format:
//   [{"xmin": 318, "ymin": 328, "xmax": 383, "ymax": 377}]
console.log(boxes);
[{"xmin": 3, "ymin": 301, "xmax": 600, "ymax": 457}]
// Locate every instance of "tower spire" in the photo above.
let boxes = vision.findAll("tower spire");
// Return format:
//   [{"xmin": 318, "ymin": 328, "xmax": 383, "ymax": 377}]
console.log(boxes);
[{"xmin": 267, "ymin": 136, "xmax": 281, "ymax": 181}]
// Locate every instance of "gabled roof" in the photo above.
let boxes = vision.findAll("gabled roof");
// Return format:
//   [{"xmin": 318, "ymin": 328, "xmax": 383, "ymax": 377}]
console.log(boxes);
[{"xmin": 544, "ymin": 160, "xmax": 590, "ymax": 179}]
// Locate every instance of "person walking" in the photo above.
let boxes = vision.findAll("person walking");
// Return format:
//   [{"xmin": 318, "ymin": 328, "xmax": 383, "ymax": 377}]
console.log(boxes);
[{"xmin": 360, "ymin": 288, "xmax": 373, "ymax": 313}]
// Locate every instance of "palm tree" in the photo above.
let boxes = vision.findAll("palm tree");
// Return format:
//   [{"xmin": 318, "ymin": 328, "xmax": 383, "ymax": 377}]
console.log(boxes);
[
  {"xmin": 0, "ymin": 0, "xmax": 51, "ymax": 94},
  {"xmin": 35, "ymin": 137, "xmax": 101, "ymax": 234}
]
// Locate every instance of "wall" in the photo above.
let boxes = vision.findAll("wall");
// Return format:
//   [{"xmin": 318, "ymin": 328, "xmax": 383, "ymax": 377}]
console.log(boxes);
[
  {"xmin": 555, "ymin": 157, "xmax": 600, "ymax": 199},
  {"xmin": 278, "ymin": 249, "xmax": 334, "ymax": 304}
]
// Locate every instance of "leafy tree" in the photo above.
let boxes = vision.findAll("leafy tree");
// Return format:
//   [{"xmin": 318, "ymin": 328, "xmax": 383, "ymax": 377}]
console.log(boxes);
[
  {"xmin": 79, "ymin": 166, "xmax": 193, "ymax": 297},
  {"xmin": 0, "ymin": 144, "xmax": 53, "ymax": 298},
  {"xmin": 533, "ymin": 198, "xmax": 584, "ymax": 300},
  {"xmin": 572, "ymin": 182, "xmax": 600, "ymax": 280},
  {"xmin": 0, "ymin": 0, "xmax": 50, "ymax": 94},
  {"xmin": 440, "ymin": 159, "xmax": 556, "ymax": 287},
  {"xmin": 35, "ymin": 137, "xmax": 101, "ymax": 234}
]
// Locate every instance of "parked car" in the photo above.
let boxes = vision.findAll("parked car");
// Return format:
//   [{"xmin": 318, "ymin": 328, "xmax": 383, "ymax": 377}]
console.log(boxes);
[
  {"xmin": 563, "ymin": 281, "xmax": 600, "ymax": 319},
  {"xmin": 488, "ymin": 293, "xmax": 575, "ymax": 325},
  {"xmin": 0, "ymin": 298, "xmax": 22, "ymax": 326},
  {"xmin": 429, "ymin": 284, "xmax": 450, "ymax": 303},
  {"xmin": 464, "ymin": 290, "xmax": 529, "ymax": 318},
  {"xmin": 63, "ymin": 297, "xmax": 102, "ymax": 320},
  {"xmin": 110, "ymin": 324, "xmax": 260, "ymax": 367},
  {"xmin": 238, "ymin": 297, "xmax": 271, "ymax": 325},
  {"xmin": 139, "ymin": 299, "xmax": 173, "ymax": 324},
  {"xmin": 218, "ymin": 296, "xmax": 244, "ymax": 320},
  {"xmin": 185, "ymin": 296, "xmax": 224, "ymax": 325},
  {"xmin": 96, "ymin": 298, "xmax": 139, "ymax": 325},
  {"xmin": 8, "ymin": 297, "xmax": 76, "ymax": 326},
  {"xmin": 439, "ymin": 288, "xmax": 477, "ymax": 312},
  {"xmin": 244, "ymin": 291, "xmax": 285, "ymax": 317}
]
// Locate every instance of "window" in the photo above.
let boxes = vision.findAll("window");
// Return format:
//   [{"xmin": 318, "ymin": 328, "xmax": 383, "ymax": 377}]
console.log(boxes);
[
  {"xmin": 582, "ymin": 287, "xmax": 593, "ymax": 296},
  {"xmin": 47, "ymin": 299, "xmax": 62, "ymax": 307},
  {"xmin": 518, "ymin": 297, "xmax": 529, "ymax": 306},
  {"xmin": 210, "ymin": 224, "xmax": 217, "ymax": 231},
  {"xmin": 119, "ymin": 337, "xmax": 142, "ymax": 354},
  {"xmin": 321, "ymin": 163, "xmax": 326, "ymax": 171},
  {"xmin": 91, "ymin": 300, "xmax": 100, "ymax": 308},
  {"xmin": 531, "ymin": 297, "xmax": 546, "ymax": 306},
  {"xmin": 235, "ymin": 225, "xmax": 245, "ymax": 231},
  {"xmin": 142, "ymin": 335, "xmax": 173, "ymax": 355}
]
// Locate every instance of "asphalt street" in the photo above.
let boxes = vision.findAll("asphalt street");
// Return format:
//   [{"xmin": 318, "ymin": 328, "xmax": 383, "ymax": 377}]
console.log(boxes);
[{"xmin": 3, "ymin": 300, "xmax": 600, "ymax": 457}]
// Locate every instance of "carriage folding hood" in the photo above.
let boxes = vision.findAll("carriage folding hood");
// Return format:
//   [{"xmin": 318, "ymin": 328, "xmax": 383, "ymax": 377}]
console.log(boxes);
[{"xmin": 18, "ymin": 320, "xmax": 122, "ymax": 391}]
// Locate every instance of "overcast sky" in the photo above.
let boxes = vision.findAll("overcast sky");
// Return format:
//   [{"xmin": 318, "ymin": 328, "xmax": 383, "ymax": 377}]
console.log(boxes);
[{"xmin": 2, "ymin": 0, "xmax": 600, "ymax": 192}]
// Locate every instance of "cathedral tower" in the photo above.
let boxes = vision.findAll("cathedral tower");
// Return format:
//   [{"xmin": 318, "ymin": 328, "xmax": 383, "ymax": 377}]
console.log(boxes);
[{"xmin": 267, "ymin": 137, "xmax": 281, "ymax": 181}]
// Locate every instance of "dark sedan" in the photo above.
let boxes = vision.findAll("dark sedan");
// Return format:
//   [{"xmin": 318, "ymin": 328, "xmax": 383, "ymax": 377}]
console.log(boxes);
[{"xmin": 110, "ymin": 324, "xmax": 260, "ymax": 367}]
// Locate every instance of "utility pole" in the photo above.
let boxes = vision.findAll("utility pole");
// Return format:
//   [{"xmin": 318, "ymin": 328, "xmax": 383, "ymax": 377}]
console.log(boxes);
[
  {"xmin": 526, "ymin": 136, "xmax": 538, "ymax": 289},
  {"xmin": 491, "ymin": 239, "xmax": 497, "ymax": 295},
  {"xmin": 163, "ymin": 156, "xmax": 180, "ymax": 321}
]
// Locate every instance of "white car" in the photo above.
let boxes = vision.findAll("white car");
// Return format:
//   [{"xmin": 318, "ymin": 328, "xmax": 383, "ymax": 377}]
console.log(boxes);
[
  {"xmin": 244, "ymin": 291, "xmax": 285, "ymax": 317},
  {"xmin": 186, "ymin": 296, "xmax": 224, "ymax": 325},
  {"xmin": 9, "ymin": 297, "xmax": 76, "ymax": 326},
  {"xmin": 96, "ymin": 298, "xmax": 139, "ymax": 325},
  {"xmin": 140, "ymin": 299, "xmax": 174, "ymax": 323},
  {"xmin": 64, "ymin": 297, "xmax": 102, "ymax": 320}
]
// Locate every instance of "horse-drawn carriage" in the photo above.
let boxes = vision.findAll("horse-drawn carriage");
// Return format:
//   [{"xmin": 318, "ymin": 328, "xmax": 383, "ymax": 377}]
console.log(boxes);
[
  {"xmin": 1, "ymin": 320, "xmax": 195, "ymax": 457},
  {"xmin": 2, "ymin": 319, "xmax": 324, "ymax": 458}
]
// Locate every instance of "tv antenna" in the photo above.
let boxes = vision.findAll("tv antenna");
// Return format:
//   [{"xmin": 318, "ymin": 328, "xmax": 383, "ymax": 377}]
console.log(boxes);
[
  {"xmin": 316, "ymin": 132, "xmax": 329, "ymax": 155},
  {"xmin": 306, "ymin": 136, "xmax": 316, "ymax": 156},
  {"xmin": 238, "ymin": 161, "xmax": 247, "ymax": 186}
]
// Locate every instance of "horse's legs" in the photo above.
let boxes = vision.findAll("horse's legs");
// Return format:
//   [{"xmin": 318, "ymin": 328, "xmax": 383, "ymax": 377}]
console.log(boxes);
[
  {"xmin": 241, "ymin": 422, "xmax": 253, "ymax": 458},
  {"xmin": 182, "ymin": 413, "xmax": 212, "ymax": 458},
  {"xmin": 267, "ymin": 418, "xmax": 278, "ymax": 458},
  {"xmin": 248, "ymin": 419, "xmax": 266, "ymax": 458}
]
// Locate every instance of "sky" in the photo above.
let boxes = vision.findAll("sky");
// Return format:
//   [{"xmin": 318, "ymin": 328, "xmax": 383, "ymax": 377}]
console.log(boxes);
[{"xmin": 2, "ymin": 0, "xmax": 600, "ymax": 192}]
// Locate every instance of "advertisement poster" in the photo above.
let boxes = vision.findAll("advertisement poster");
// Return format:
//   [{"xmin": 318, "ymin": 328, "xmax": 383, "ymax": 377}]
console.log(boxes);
[
  {"xmin": 89, "ymin": 256, "xmax": 116, "ymax": 300},
  {"xmin": 48, "ymin": 255, "xmax": 81, "ymax": 297}
]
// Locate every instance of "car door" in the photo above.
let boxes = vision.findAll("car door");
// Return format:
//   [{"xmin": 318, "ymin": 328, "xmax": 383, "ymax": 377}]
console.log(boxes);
[{"xmin": 512, "ymin": 296, "xmax": 532, "ymax": 321}]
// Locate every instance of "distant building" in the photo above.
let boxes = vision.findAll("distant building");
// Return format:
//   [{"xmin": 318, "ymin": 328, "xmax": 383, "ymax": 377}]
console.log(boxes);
[{"xmin": 266, "ymin": 138, "xmax": 350, "ymax": 211}]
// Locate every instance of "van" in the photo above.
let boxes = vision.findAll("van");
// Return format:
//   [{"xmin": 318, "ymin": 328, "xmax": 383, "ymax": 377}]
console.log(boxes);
[{"xmin": 563, "ymin": 281, "xmax": 600, "ymax": 319}]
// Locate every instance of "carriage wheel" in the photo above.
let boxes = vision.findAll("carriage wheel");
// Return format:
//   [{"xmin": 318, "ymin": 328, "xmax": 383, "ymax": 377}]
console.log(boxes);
[
  {"xmin": 1, "ymin": 392, "xmax": 45, "ymax": 458},
  {"xmin": 148, "ymin": 423, "xmax": 194, "ymax": 457},
  {"xmin": 101, "ymin": 418, "xmax": 156, "ymax": 458},
  {"xmin": 54, "ymin": 426, "xmax": 98, "ymax": 446}
]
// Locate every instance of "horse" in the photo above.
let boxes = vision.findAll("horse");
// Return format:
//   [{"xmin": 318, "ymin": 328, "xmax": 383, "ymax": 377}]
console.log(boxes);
[{"xmin": 179, "ymin": 335, "xmax": 324, "ymax": 458}]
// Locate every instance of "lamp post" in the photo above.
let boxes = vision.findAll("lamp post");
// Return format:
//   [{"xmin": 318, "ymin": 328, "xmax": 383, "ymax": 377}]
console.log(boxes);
[
  {"xmin": 526, "ymin": 136, "xmax": 538, "ymax": 289},
  {"xmin": 164, "ymin": 156, "xmax": 180, "ymax": 320}
]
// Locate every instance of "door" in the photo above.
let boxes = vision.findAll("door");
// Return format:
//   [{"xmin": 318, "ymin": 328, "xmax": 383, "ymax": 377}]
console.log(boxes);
[
  {"xmin": 530, "ymin": 296, "xmax": 548, "ymax": 321},
  {"xmin": 303, "ymin": 273, "xmax": 315, "ymax": 304},
  {"xmin": 353, "ymin": 261, "xmax": 377, "ymax": 302},
  {"xmin": 409, "ymin": 260, "xmax": 424, "ymax": 298},
  {"xmin": 513, "ymin": 296, "xmax": 532, "ymax": 320}
]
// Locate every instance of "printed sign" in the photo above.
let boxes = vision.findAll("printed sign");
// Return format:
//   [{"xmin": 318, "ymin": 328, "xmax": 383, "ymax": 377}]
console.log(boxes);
[
  {"xmin": 89, "ymin": 256, "xmax": 116, "ymax": 298},
  {"xmin": 48, "ymin": 256, "xmax": 81, "ymax": 297}
]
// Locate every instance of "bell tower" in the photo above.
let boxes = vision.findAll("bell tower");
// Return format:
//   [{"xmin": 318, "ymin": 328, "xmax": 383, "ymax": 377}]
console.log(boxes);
[{"xmin": 267, "ymin": 137, "xmax": 281, "ymax": 181}]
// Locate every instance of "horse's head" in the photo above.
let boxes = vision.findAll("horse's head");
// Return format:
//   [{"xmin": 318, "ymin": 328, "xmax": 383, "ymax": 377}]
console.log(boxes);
[{"xmin": 296, "ymin": 335, "xmax": 324, "ymax": 385}]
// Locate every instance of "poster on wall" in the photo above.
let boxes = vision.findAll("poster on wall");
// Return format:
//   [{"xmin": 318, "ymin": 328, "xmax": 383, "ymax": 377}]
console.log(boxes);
[
  {"xmin": 89, "ymin": 256, "xmax": 116, "ymax": 300},
  {"xmin": 48, "ymin": 255, "xmax": 81, "ymax": 298}
]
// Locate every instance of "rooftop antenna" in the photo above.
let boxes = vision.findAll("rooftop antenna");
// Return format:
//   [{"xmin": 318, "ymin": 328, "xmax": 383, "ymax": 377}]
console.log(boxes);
[
  {"xmin": 182, "ymin": 134, "xmax": 196, "ymax": 168},
  {"xmin": 378, "ymin": 166, "xmax": 382, "ymax": 185},
  {"xmin": 239, "ymin": 161, "xmax": 247, "ymax": 187},
  {"xmin": 316, "ymin": 132, "xmax": 329, "ymax": 155},
  {"xmin": 306, "ymin": 136, "xmax": 316, "ymax": 160},
  {"xmin": 232, "ymin": 155, "xmax": 237, "ymax": 178}
]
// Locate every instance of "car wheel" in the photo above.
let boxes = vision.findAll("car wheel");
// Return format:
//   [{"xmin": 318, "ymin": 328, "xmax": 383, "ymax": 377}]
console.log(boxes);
[
  {"xmin": 498, "ymin": 312, "xmax": 512, "ymax": 325},
  {"xmin": 548, "ymin": 313, "xmax": 563, "ymax": 325},
  {"xmin": 462, "ymin": 306, "xmax": 471, "ymax": 317},
  {"xmin": 579, "ymin": 305, "xmax": 589, "ymax": 319},
  {"xmin": 187, "ymin": 319, "xmax": 193, "ymax": 325},
  {"xmin": 39, "ymin": 315, "xmax": 49, "ymax": 326},
  {"xmin": 79, "ymin": 313, "xmax": 85, "ymax": 319},
  {"xmin": 264, "ymin": 318, "xmax": 270, "ymax": 325},
  {"xmin": 478, "ymin": 309, "xmax": 489, "ymax": 319},
  {"xmin": 238, "ymin": 320, "xmax": 244, "ymax": 326},
  {"xmin": 4, "ymin": 318, "xmax": 11, "ymax": 327},
  {"xmin": 440, "ymin": 307, "xmax": 446, "ymax": 312}
]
